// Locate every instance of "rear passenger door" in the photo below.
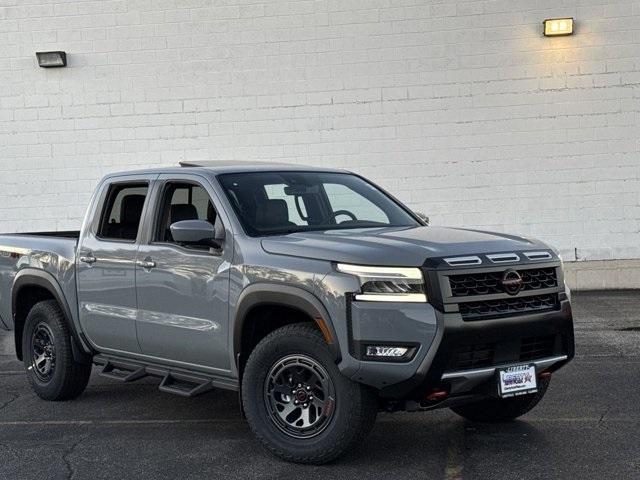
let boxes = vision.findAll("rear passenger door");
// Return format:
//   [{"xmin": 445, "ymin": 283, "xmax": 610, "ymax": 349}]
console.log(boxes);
[
  {"xmin": 134, "ymin": 174, "xmax": 232, "ymax": 371},
  {"xmin": 77, "ymin": 175, "xmax": 153, "ymax": 353}
]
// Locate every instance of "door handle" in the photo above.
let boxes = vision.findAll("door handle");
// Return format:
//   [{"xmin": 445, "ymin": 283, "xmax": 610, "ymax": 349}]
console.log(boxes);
[
  {"xmin": 137, "ymin": 259, "xmax": 156, "ymax": 269},
  {"xmin": 79, "ymin": 255, "xmax": 97, "ymax": 265}
]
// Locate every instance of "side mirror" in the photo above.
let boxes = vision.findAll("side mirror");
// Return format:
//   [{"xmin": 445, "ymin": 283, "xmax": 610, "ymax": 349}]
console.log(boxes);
[
  {"xmin": 415, "ymin": 211, "xmax": 429, "ymax": 226},
  {"xmin": 170, "ymin": 219, "xmax": 225, "ymax": 249}
]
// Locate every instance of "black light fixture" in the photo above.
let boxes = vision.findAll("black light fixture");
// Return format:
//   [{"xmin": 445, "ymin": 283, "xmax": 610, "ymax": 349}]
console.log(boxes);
[{"xmin": 36, "ymin": 51, "xmax": 67, "ymax": 68}]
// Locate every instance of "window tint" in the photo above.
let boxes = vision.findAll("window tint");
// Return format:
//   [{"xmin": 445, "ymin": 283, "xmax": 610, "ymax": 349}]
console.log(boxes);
[
  {"xmin": 324, "ymin": 183, "xmax": 389, "ymax": 224},
  {"xmin": 98, "ymin": 184, "xmax": 148, "ymax": 241},
  {"xmin": 264, "ymin": 184, "xmax": 309, "ymax": 226},
  {"xmin": 155, "ymin": 182, "xmax": 217, "ymax": 243},
  {"xmin": 218, "ymin": 171, "xmax": 418, "ymax": 236}
]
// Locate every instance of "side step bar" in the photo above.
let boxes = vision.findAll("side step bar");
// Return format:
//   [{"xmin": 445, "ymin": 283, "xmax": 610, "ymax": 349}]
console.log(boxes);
[
  {"xmin": 94, "ymin": 355, "xmax": 237, "ymax": 398},
  {"xmin": 159, "ymin": 374, "xmax": 214, "ymax": 397},
  {"xmin": 100, "ymin": 362, "xmax": 147, "ymax": 383}
]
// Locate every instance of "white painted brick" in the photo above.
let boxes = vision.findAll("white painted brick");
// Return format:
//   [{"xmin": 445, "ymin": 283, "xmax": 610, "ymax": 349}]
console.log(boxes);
[{"xmin": 0, "ymin": 0, "xmax": 639, "ymax": 262}]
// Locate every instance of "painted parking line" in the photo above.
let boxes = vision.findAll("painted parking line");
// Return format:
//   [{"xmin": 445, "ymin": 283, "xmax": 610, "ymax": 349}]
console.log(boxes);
[
  {"xmin": 376, "ymin": 416, "xmax": 639, "ymax": 424},
  {"xmin": 0, "ymin": 416, "xmax": 637, "ymax": 428},
  {"xmin": 0, "ymin": 419, "xmax": 244, "ymax": 426}
]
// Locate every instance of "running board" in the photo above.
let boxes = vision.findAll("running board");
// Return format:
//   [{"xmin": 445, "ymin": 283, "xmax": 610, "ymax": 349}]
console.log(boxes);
[{"xmin": 94, "ymin": 354, "xmax": 238, "ymax": 397}]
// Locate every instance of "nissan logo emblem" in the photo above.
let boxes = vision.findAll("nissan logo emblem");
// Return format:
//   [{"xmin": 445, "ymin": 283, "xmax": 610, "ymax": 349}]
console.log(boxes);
[{"xmin": 501, "ymin": 269, "xmax": 524, "ymax": 295}]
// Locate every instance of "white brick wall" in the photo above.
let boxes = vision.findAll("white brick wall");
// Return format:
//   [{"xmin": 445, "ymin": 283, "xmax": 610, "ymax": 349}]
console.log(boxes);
[{"xmin": 1, "ymin": 0, "xmax": 640, "ymax": 262}]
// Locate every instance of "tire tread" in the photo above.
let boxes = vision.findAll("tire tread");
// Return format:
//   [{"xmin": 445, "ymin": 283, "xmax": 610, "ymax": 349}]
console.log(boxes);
[
  {"xmin": 242, "ymin": 323, "xmax": 377, "ymax": 464},
  {"xmin": 23, "ymin": 300, "xmax": 91, "ymax": 401}
]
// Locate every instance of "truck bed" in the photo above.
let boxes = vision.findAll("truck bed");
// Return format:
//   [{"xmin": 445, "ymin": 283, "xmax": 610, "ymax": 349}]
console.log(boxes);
[{"xmin": 0, "ymin": 232, "xmax": 79, "ymax": 330}]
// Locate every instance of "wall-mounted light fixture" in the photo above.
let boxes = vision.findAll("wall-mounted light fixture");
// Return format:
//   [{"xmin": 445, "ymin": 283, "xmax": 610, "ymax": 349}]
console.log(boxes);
[
  {"xmin": 543, "ymin": 18, "xmax": 574, "ymax": 36},
  {"xmin": 36, "ymin": 51, "xmax": 67, "ymax": 68}
]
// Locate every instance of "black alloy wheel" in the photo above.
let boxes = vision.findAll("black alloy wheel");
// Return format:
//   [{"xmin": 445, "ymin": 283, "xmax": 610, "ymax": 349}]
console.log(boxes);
[
  {"xmin": 264, "ymin": 354, "xmax": 336, "ymax": 439},
  {"xmin": 30, "ymin": 322, "xmax": 57, "ymax": 382}
]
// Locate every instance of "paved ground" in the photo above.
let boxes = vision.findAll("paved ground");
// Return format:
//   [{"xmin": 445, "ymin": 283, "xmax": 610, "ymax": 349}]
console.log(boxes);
[{"xmin": 1, "ymin": 291, "xmax": 639, "ymax": 479}]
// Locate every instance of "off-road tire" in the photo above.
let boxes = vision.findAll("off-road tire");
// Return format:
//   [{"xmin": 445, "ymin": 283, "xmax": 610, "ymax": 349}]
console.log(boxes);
[
  {"xmin": 242, "ymin": 323, "xmax": 377, "ymax": 464},
  {"xmin": 22, "ymin": 300, "xmax": 92, "ymax": 401},
  {"xmin": 451, "ymin": 378, "xmax": 550, "ymax": 422}
]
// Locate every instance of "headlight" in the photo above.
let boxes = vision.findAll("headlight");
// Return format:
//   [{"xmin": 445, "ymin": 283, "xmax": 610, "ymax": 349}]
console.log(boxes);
[{"xmin": 336, "ymin": 263, "xmax": 427, "ymax": 303}]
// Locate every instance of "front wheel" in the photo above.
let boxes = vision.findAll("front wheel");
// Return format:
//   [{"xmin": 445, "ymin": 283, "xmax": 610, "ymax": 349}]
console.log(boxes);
[
  {"xmin": 242, "ymin": 323, "xmax": 377, "ymax": 464},
  {"xmin": 22, "ymin": 300, "xmax": 92, "ymax": 401},
  {"xmin": 451, "ymin": 378, "xmax": 550, "ymax": 422}
]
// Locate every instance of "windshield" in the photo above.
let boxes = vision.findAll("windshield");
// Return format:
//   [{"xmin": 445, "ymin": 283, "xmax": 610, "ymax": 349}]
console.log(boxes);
[{"xmin": 217, "ymin": 171, "xmax": 420, "ymax": 236}]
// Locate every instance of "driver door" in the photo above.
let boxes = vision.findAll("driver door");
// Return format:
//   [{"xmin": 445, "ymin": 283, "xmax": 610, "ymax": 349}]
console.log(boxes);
[{"xmin": 134, "ymin": 174, "xmax": 232, "ymax": 371}]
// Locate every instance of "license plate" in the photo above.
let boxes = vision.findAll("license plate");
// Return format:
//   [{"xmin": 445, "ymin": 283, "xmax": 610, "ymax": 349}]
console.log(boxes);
[{"xmin": 497, "ymin": 364, "xmax": 537, "ymax": 398}]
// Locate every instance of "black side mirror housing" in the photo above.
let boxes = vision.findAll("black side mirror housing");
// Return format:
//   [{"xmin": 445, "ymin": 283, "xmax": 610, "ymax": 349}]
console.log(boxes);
[{"xmin": 170, "ymin": 219, "xmax": 225, "ymax": 249}]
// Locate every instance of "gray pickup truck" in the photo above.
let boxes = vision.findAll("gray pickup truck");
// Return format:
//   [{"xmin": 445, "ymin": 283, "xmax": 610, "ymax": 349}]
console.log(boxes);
[{"xmin": 0, "ymin": 162, "xmax": 574, "ymax": 464}]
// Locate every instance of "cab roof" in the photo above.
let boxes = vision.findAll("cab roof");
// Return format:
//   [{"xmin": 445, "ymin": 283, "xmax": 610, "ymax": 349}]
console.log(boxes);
[{"xmin": 107, "ymin": 161, "xmax": 349, "ymax": 178}]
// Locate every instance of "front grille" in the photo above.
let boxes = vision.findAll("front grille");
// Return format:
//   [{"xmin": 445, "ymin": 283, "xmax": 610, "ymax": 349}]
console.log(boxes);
[
  {"xmin": 447, "ymin": 343, "xmax": 496, "ymax": 370},
  {"xmin": 519, "ymin": 335, "xmax": 555, "ymax": 361},
  {"xmin": 449, "ymin": 267, "xmax": 557, "ymax": 297},
  {"xmin": 459, "ymin": 294, "xmax": 558, "ymax": 321}
]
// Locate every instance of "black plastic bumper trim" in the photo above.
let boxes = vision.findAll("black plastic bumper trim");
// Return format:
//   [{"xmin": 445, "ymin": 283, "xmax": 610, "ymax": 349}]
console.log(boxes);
[{"xmin": 379, "ymin": 299, "xmax": 575, "ymax": 399}]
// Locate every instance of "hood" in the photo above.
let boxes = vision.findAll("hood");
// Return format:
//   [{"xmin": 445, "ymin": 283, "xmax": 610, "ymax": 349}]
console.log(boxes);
[{"xmin": 260, "ymin": 226, "xmax": 550, "ymax": 266}]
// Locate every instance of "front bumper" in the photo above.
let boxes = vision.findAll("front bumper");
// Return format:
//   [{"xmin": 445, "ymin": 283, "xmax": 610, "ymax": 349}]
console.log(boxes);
[
  {"xmin": 442, "ymin": 354, "xmax": 568, "ymax": 395},
  {"xmin": 322, "ymin": 257, "xmax": 574, "ymax": 400},
  {"xmin": 343, "ymin": 295, "xmax": 574, "ymax": 400}
]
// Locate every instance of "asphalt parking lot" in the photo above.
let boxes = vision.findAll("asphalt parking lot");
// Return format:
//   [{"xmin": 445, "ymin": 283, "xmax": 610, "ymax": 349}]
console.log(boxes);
[{"xmin": 1, "ymin": 291, "xmax": 639, "ymax": 480}]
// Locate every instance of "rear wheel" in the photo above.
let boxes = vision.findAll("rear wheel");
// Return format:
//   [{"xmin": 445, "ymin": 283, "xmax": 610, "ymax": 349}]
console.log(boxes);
[
  {"xmin": 22, "ymin": 300, "xmax": 92, "ymax": 401},
  {"xmin": 242, "ymin": 323, "xmax": 377, "ymax": 464},
  {"xmin": 451, "ymin": 378, "xmax": 550, "ymax": 422}
]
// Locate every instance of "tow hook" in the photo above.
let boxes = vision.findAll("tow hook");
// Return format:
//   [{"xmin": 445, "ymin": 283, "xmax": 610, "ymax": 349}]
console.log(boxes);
[
  {"xmin": 425, "ymin": 389, "xmax": 449, "ymax": 402},
  {"xmin": 401, "ymin": 389, "xmax": 450, "ymax": 412}
]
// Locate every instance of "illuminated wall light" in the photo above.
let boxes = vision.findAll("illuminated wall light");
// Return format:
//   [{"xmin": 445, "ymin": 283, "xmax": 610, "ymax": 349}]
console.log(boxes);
[
  {"xmin": 543, "ymin": 18, "xmax": 574, "ymax": 36},
  {"xmin": 36, "ymin": 51, "xmax": 67, "ymax": 68}
]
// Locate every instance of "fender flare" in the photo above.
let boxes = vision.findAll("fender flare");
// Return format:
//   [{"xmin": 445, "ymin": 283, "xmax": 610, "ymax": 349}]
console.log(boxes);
[
  {"xmin": 12, "ymin": 269, "xmax": 92, "ymax": 362},
  {"xmin": 233, "ymin": 283, "xmax": 340, "ymax": 369}
]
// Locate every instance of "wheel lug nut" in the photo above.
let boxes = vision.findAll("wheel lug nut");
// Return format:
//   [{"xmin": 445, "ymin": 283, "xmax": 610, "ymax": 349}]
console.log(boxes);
[
  {"xmin": 303, "ymin": 403, "xmax": 308, "ymax": 408},
  {"xmin": 297, "ymin": 383, "xmax": 302, "ymax": 388},
  {"xmin": 306, "ymin": 386, "xmax": 311, "ymax": 391},
  {"xmin": 309, "ymin": 396, "xmax": 313, "ymax": 400}
]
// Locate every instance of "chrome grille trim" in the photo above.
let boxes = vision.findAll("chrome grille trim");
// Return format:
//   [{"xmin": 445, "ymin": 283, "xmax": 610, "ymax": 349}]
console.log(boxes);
[
  {"xmin": 523, "ymin": 251, "xmax": 553, "ymax": 261},
  {"xmin": 443, "ymin": 255, "xmax": 482, "ymax": 267},
  {"xmin": 487, "ymin": 253, "xmax": 520, "ymax": 263}
]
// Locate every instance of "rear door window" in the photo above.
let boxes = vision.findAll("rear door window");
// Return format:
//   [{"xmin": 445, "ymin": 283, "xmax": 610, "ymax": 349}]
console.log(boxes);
[{"xmin": 97, "ymin": 183, "xmax": 148, "ymax": 241}]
